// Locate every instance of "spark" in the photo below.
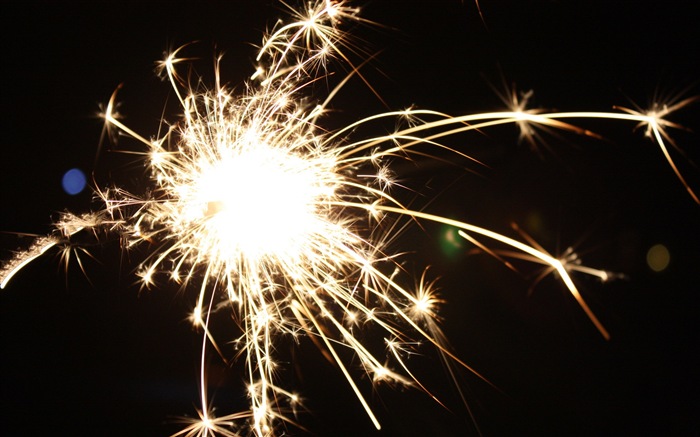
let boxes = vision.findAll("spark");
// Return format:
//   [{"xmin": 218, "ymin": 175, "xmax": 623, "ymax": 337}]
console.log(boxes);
[{"xmin": 1, "ymin": 1, "xmax": 697, "ymax": 436}]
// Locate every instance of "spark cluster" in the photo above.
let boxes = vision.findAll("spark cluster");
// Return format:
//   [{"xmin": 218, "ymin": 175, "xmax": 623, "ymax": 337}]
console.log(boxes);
[{"xmin": 1, "ymin": 1, "xmax": 697, "ymax": 436}]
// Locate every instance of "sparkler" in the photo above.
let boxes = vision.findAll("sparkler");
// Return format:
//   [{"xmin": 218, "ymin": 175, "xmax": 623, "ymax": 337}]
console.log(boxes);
[{"xmin": 1, "ymin": 1, "xmax": 698, "ymax": 436}]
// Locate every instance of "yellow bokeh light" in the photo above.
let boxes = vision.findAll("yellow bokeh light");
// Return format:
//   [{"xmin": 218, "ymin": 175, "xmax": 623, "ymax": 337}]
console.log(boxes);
[{"xmin": 646, "ymin": 244, "xmax": 670, "ymax": 272}]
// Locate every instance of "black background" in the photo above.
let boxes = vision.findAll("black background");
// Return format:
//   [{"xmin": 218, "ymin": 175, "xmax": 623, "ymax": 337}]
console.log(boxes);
[{"xmin": 1, "ymin": 1, "xmax": 699, "ymax": 436}]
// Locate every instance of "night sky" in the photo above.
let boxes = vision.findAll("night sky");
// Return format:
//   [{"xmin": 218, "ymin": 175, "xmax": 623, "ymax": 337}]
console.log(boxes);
[{"xmin": 1, "ymin": 1, "xmax": 699, "ymax": 436}]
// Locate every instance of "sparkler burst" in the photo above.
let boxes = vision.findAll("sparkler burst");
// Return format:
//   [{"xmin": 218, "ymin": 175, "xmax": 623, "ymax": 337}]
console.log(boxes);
[{"xmin": 1, "ymin": 1, "xmax": 699, "ymax": 436}]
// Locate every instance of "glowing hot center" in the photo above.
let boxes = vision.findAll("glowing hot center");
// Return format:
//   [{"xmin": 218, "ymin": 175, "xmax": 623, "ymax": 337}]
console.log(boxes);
[{"xmin": 193, "ymin": 145, "xmax": 323, "ymax": 260}]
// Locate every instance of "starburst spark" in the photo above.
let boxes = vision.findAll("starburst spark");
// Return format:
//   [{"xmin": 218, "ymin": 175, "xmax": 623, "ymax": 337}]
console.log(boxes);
[{"xmin": 1, "ymin": 1, "xmax": 697, "ymax": 436}]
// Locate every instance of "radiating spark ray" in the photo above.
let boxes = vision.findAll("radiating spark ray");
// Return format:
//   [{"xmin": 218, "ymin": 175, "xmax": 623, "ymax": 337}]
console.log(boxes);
[
  {"xmin": 359, "ymin": 203, "xmax": 610, "ymax": 339},
  {"xmin": 460, "ymin": 232, "xmax": 520, "ymax": 275},
  {"xmin": 649, "ymin": 121, "xmax": 700, "ymax": 204},
  {"xmin": 291, "ymin": 299, "xmax": 383, "ymax": 430}
]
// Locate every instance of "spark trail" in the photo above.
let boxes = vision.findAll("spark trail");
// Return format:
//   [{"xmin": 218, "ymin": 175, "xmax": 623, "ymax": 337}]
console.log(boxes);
[{"xmin": 1, "ymin": 1, "xmax": 697, "ymax": 436}]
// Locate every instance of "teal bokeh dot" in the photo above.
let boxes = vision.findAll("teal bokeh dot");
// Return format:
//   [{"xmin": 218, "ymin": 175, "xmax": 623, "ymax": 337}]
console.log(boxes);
[{"xmin": 439, "ymin": 225, "xmax": 464, "ymax": 260}]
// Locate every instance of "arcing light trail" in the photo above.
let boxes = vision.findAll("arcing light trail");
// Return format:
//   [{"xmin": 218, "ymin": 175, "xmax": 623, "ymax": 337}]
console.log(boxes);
[{"xmin": 1, "ymin": 1, "xmax": 696, "ymax": 436}]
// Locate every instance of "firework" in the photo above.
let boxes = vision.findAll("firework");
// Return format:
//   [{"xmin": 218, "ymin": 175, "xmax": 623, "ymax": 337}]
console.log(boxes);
[{"xmin": 1, "ymin": 1, "xmax": 698, "ymax": 436}]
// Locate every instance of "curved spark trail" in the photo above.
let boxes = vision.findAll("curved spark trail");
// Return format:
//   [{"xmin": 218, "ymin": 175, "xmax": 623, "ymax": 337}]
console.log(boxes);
[{"xmin": 1, "ymin": 1, "xmax": 697, "ymax": 436}]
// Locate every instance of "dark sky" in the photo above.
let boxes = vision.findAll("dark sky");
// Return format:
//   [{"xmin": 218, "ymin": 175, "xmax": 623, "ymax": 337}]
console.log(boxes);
[{"xmin": 1, "ymin": 1, "xmax": 699, "ymax": 436}]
